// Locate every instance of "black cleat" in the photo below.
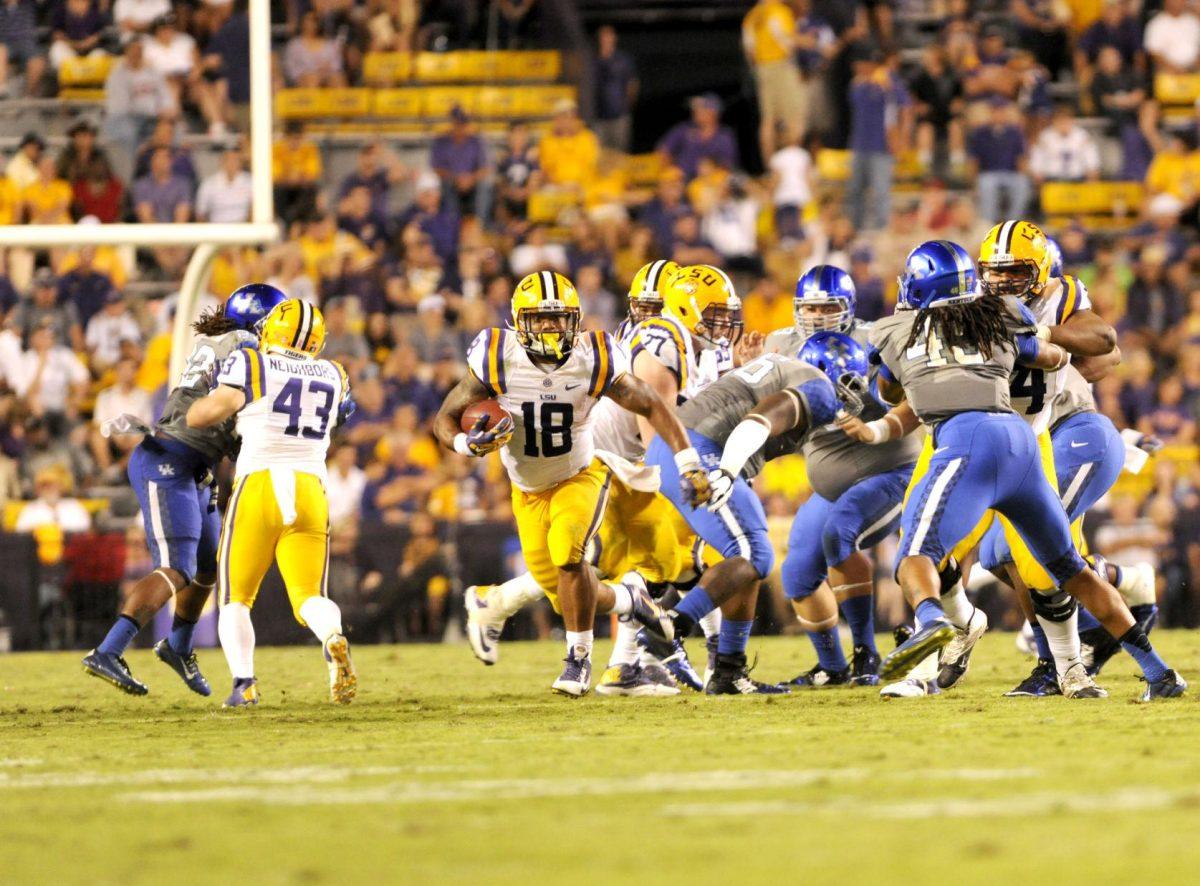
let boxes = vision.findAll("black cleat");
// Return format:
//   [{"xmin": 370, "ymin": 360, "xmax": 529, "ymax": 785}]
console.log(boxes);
[
  {"xmin": 706, "ymin": 652, "xmax": 790, "ymax": 695},
  {"xmin": 849, "ymin": 645, "xmax": 881, "ymax": 686},
  {"xmin": 788, "ymin": 663, "xmax": 851, "ymax": 687},
  {"xmin": 1004, "ymin": 658, "xmax": 1061, "ymax": 697}
]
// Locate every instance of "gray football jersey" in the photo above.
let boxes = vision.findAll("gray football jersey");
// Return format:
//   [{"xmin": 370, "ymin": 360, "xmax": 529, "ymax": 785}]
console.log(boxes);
[
  {"xmin": 869, "ymin": 297, "xmax": 1036, "ymax": 428},
  {"xmin": 763, "ymin": 320, "xmax": 874, "ymax": 359},
  {"xmin": 1049, "ymin": 364, "xmax": 1097, "ymax": 428},
  {"xmin": 678, "ymin": 352, "xmax": 825, "ymax": 480},
  {"xmin": 156, "ymin": 330, "xmax": 258, "ymax": 463}
]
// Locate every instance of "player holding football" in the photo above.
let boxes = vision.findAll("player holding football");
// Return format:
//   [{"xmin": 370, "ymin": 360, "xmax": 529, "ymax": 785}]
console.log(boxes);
[
  {"xmin": 187, "ymin": 299, "xmax": 358, "ymax": 706},
  {"xmin": 83, "ymin": 284, "xmax": 284, "ymax": 697},
  {"xmin": 434, "ymin": 270, "xmax": 712, "ymax": 697}
]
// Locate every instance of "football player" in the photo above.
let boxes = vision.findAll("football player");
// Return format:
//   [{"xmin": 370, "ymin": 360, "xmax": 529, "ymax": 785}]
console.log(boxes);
[
  {"xmin": 434, "ymin": 271, "xmax": 712, "ymax": 698},
  {"xmin": 187, "ymin": 299, "xmax": 357, "ymax": 707},
  {"xmin": 83, "ymin": 284, "xmax": 284, "ymax": 697},
  {"xmin": 870, "ymin": 240, "xmax": 1184, "ymax": 701}
]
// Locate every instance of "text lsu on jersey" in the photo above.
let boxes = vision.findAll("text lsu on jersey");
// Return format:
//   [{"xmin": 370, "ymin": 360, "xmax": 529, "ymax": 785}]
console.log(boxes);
[
  {"xmin": 466, "ymin": 326, "xmax": 629, "ymax": 494},
  {"xmin": 216, "ymin": 346, "xmax": 350, "ymax": 482}
]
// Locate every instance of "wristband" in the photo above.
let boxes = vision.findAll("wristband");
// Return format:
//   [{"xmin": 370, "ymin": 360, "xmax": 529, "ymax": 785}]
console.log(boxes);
[
  {"xmin": 1035, "ymin": 325, "xmax": 1051, "ymax": 342},
  {"xmin": 453, "ymin": 433, "xmax": 474, "ymax": 456},
  {"xmin": 863, "ymin": 418, "xmax": 892, "ymax": 444},
  {"xmin": 674, "ymin": 446, "xmax": 701, "ymax": 474}
]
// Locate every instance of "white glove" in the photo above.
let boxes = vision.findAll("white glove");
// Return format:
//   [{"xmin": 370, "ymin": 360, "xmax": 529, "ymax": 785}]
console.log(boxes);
[{"xmin": 706, "ymin": 467, "xmax": 736, "ymax": 511}]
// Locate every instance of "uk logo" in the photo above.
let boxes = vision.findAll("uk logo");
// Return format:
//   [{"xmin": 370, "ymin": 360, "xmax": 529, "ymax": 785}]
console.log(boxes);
[{"xmin": 157, "ymin": 464, "xmax": 176, "ymax": 478}]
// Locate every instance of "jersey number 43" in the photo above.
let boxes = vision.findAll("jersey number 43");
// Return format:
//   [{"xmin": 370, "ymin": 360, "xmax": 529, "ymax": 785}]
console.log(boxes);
[{"xmin": 273, "ymin": 377, "xmax": 335, "ymax": 439}]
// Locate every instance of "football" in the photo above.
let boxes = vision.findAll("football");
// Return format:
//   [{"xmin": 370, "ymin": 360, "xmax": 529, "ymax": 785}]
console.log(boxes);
[{"xmin": 461, "ymin": 399, "xmax": 511, "ymax": 433}]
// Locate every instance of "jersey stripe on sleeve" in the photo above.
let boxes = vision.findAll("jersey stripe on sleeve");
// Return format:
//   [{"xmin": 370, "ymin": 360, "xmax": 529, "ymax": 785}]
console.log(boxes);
[
  {"xmin": 246, "ymin": 348, "xmax": 265, "ymax": 402},
  {"xmin": 494, "ymin": 329, "xmax": 508, "ymax": 394}
]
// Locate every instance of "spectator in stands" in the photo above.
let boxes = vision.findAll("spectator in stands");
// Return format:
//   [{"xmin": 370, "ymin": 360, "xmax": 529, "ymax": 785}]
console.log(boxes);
[
  {"xmin": 495, "ymin": 122, "xmax": 540, "ymax": 225},
  {"xmin": 381, "ymin": 345, "xmax": 440, "ymax": 422},
  {"xmin": 14, "ymin": 320, "xmax": 88, "ymax": 434},
  {"xmin": 22, "ymin": 157, "xmax": 74, "ymax": 226},
  {"xmin": 133, "ymin": 147, "xmax": 192, "ymax": 276},
  {"xmin": 509, "ymin": 223, "xmax": 568, "ymax": 277},
  {"xmin": 339, "ymin": 142, "xmax": 406, "ymax": 220},
  {"xmin": 967, "ymin": 98, "xmax": 1030, "ymax": 225},
  {"xmin": 367, "ymin": 0, "xmax": 419, "ymax": 53},
  {"xmin": 104, "ymin": 42, "xmax": 175, "ymax": 183},
  {"xmin": 742, "ymin": 0, "xmax": 803, "ymax": 164},
  {"xmin": 361, "ymin": 427, "xmax": 431, "ymax": 523},
  {"xmin": 327, "ymin": 442, "xmax": 366, "ymax": 528},
  {"xmin": 202, "ymin": 0, "xmax": 250, "ymax": 131},
  {"xmin": 1075, "ymin": 0, "xmax": 1144, "ymax": 85},
  {"xmin": 85, "ymin": 291, "xmax": 140, "ymax": 373},
  {"xmin": 57, "ymin": 119, "xmax": 111, "ymax": 185},
  {"xmin": 1091, "ymin": 45, "xmax": 1146, "ymax": 147},
  {"xmin": 909, "ymin": 45, "xmax": 964, "ymax": 178},
  {"xmin": 133, "ymin": 117, "xmax": 196, "ymax": 187},
  {"xmin": 89, "ymin": 356, "xmax": 151, "ymax": 478},
  {"xmin": 11, "ymin": 270, "xmax": 82, "ymax": 349},
  {"xmin": 766, "ymin": 133, "xmax": 813, "ymax": 247},
  {"xmin": 741, "ymin": 275, "xmax": 790, "ymax": 335},
  {"xmin": 400, "ymin": 233, "xmax": 449, "ymax": 300},
  {"xmin": 0, "ymin": 0, "xmax": 46, "ymax": 97},
  {"xmin": 963, "ymin": 26, "xmax": 1016, "ymax": 110},
  {"xmin": 70, "ymin": 160, "xmax": 123, "ymax": 225},
  {"xmin": 657, "ymin": 93, "xmax": 738, "ymax": 181},
  {"xmin": 497, "ymin": 0, "xmax": 538, "ymax": 49},
  {"xmin": 537, "ymin": 98, "xmax": 600, "ymax": 191},
  {"xmin": 144, "ymin": 13, "xmax": 226, "ymax": 135},
  {"xmin": 58, "ymin": 247, "xmax": 116, "ymax": 329},
  {"xmin": 430, "ymin": 106, "xmax": 490, "ymax": 219},
  {"xmin": 702, "ymin": 175, "xmax": 762, "ymax": 276},
  {"xmin": 1028, "ymin": 104, "xmax": 1101, "ymax": 184},
  {"xmin": 845, "ymin": 47, "xmax": 899, "ymax": 232},
  {"xmin": 195, "ymin": 145, "xmax": 252, "ymax": 224},
  {"xmin": 284, "ymin": 11, "xmax": 347, "ymax": 87},
  {"xmin": 272, "ymin": 120, "xmax": 322, "ymax": 228},
  {"xmin": 6, "ymin": 132, "xmax": 43, "ymax": 191},
  {"xmin": 1145, "ymin": 131, "xmax": 1200, "ymax": 203},
  {"xmin": 669, "ymin": 213, "xmax": 720, "ymax": 267},
  {"xmin": 849, "ymin": 246, "xmax": 885, "ymax": 320},
  {"xmin": 1143, "ymin": 0, "xmax": 1200, "ymax": 75},
  {"xmin": 14, "ymin": 466, "xmax": 90, "ymax": 534},
  {"xmin": 338, "ymin": 184, "xmax": 392, "ymax": 254},
  {"xmin": 113, "ymin": 0, "xmax": 169, "ymax": 42},
  {"xmin": 396, "ymin": 510, "xmax": 451, "ymax": 639},
  {"xmin": 408, "ymin": 295, "xmax": 460, "ymax": 364},
  {"xmin": 265, "ymin": 244, "xmax": 318, "ymax": 306},
  {"xmin": 395, "ymin": 173, "xmax": 460, "ymax": 266},
  {"xmin": 341, "ymin": 375, "xmax": 391, "ymax": 461},
  {"xmin": 593, "ymin": 25, "xmax": 638, "ymax": 152},
  {"xmin": 1011, "ymin": 1, "xmax": 1071, "ymax": 77},
  {"xmin": 299, "ymin": 212, "xmax": 374, "ymax": 289},
  {"xmin": 49, "ymin": 0, "xmax": 109, "ymax": 74},
  {"xmin": 640, "ymin": 166, "xmax": 691, "ymax": 255},
  {"xmin": 320, "ymin": 296, "xmax": 370, "ymax": 366}
]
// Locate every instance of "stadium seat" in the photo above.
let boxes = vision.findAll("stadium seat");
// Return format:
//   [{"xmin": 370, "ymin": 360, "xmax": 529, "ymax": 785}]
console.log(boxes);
[
  {"xmin": 372, "ymin": 88, "xmax": 423, "ymax": 119},
  {"xmin": 276, "ymin": 88, "xmax": 329, "ymax": 120},
  {"xmin": 517, "ymin": 85, "xmax": 577, "ymax": 117},
  {"xmin": 58, "ymin": 88, "xmax": 106, "ymax": 101},
  {"xmin": 496, "ymin": 50, "xmax": 562, "ymax": 81},
  {"xmin": 476, "ymin": 86, "xmax": 522, "ymax": 119},
  {"xmin": 527, "ymin": 189, "xmax": 582, "ymax": 224},
  {"xmin": 59, "ymin": 54, "xmax": 114, "ymax": 87},
  {"xmin": 1153, "ymin": 73, "xmax": 1200, "ymax": 107},
  {"xmin": 414, "ymin": 52, "xmax": 472, "ymax": 82},
  {"xmin": 623, "ymin": 152, "xmax": 664, "ymax": 187},
  {"xmin": 1040, "ymin": 181, "xmax": 1144, "ymax": 217},
  {"xmin": 816, "ymin": 149, "xmax": 851, "ymax": 182},
  {"xmin": 421, "ymin": 86, "xmax": 480, "ymax": 118},
  {"xmin": 318, "ymin": 89, "xmax": 372, "ymax": 118},
  {"xmin": 362, "ymin": 51, "xmax": 413, "ymax": 86}
]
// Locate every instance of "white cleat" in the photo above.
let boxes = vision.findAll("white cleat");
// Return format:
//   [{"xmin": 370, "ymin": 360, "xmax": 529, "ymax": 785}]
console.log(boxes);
[
  {"xmin": 880, "ymin": 677, "xmax": 941, "ymax": 698},
  {"xmin": 323, "ymin": 634, "xmax": 357, "ymax": 705},
  {"xmin": 465, "ymin": 585, "xmax": 506, "ymax": 666},
  {"xmin": 937, "ymin": 607, "xmax": 989, "ymax": 690},
  {"xmin": 551, "ymin": 652, "xmax": 592, "ymax": 698},
  {"xmin": 1059, "ymin": 662, "xmax": 1108, "ymax": 699}
]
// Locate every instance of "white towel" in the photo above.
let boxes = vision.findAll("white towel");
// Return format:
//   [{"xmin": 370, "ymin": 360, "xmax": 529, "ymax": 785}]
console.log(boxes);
[
  {"xmin": 594, "ymin": 449, "xmax": 660, "ymax": 493},
  {"xmin": 1119, "ymin": 428, "xmax": 1150, "ymax": 475},
  {"xmin": 269, "ymin": 466, "xmax": 298, "ymax": 526}
]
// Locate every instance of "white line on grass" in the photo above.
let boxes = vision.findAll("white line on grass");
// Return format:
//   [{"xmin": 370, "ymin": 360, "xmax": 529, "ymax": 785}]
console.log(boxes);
[{"xmin": 0, "ymin": 765, "xmax": 462, "ymax": 789}]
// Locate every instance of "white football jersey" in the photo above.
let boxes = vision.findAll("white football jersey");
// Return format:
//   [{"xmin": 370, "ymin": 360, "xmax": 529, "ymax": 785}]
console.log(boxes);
[
  {"xmin": 466, "ymin": 327, "xmax": 629, "ymax": 493},
  {"xmin": 217, "ymin": 347, "xmax": 349, "ymax": 481},
  {"xmin": 1013, "ymin": 275, "xmax": 1091, "ymax": 434}
]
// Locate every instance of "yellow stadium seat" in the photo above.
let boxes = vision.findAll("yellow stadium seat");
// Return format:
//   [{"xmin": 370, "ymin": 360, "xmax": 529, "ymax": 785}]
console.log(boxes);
[
  {"xmin": 59, "ymin": 54, "xmax": 114, "ymax": 87},
  {"xmin": 317, "ymin": 88, "xmax": 371, "ymax": 118},
  {"xmin": 362, "ymin": 51, "xmax": 413, "ymax": 86},
  {"xmin": 58, "ymin": 88, "xmax": 105, "ymax": 101},
  {"xmin": 421, "ymin": 87, "xmax": 479, "ymax": 118},
  {"xmin": 276, "ymin": 88, "xmax": 326, "ymax": 119},
  {"xmin": 476, "ymin": 86, "xmax": 522, "ymax": 119},
  {"xmin": 518, "ymin": 85, "xmax": 576, "ymax": 117},
  {"xmin": 527, "ymin": 189, "xmax": 582, "ymax": 224},
  {"xmin": 496, "ymin": 51, "xmax": 562, "ymax": 81},
  {"xmin": 1040, "ymin": 181, "xmax": 1144, "ymax": 216},
  {"xmin": 622, "ymin": 152, "xmax": 664, "ymax": 187},
  {"xmin": 414, "ymin": 52, "xmax": 474, "ymax": 82},
  {"xmin": 1154, "ymin": 73, "xmax": 1200, "ymax": 106},
  {"xmin": 816, "ymin": 149, "xmax": 851, "ymax": 182},
  {"xmin": 895, "ymin": 150, "xmax": 926, "ymax": 180},
  {"xmin": 372, "ymin": 88, "xmax": 423, "ymax": 118}
]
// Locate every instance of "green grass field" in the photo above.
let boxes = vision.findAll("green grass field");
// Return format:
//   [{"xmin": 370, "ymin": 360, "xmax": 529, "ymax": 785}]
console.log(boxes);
[{"xmin": 2, "ymin": 632, "xmax": 1200, "ymax": 885}]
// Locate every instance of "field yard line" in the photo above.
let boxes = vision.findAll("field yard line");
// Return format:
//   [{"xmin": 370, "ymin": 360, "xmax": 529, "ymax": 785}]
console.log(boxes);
[
  {"xmin": 0, "ymin": 758, "xmax": 44, "ymax": 767},
  {"xmin": 115, "ymin": 767, "xmax": 1045, "ymax": 806},
  {"xmin": 660, "ymin": 787, "xmax": 1195, "ymax": 820},
  {"xmin": 0, "ymin": 765, "xmax": 452, "ymax": 789}
]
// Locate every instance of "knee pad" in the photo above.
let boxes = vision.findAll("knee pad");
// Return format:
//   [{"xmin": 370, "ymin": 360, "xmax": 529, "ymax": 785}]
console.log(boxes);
[
  {"xmin": 780, "ymin": 549, "xmax": 821, "ymax": 600},
  {"xmin": 797, "ymin": 613, "xmax": 838, "ymax": 632},
  {"xmin": 1031, "ymin": 589, "xmax": 1077, "ymax": 623}
]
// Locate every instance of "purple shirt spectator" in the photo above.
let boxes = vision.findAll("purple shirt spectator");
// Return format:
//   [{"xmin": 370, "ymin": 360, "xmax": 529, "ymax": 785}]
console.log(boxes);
[
  {"xmin": 0, "ymin": 0, "xmax": 40, "ymax": 62},
  {"xmin": 58, "ymin": 267, "xmax": 115, "ymax": 328},
  {"xmin": 429, "ymin": 131, "xmax": 487, "ymax": 177},
  {"xmin": 967, "ymin": 123, "xmax": 1026, "ymax": 172},
  {"xmin": 595, "ymin": 48, "xmax": 636, "ymax": 120},
  {"xmin": 658, "ymin": 123, "xmax": 739, "ymax": 179},
  {"xmin": 395, "ymin": 202, "xmax": 459, "ymax": 265},
  {"xmin": 132, "ymin": 172, "xmax": 192, "ymax": 221},
  {"xmin": 1120, "ymin": 380, "xmax": 1157, "ymax": 426},
  {"xmin": 848, "ymin": 80, "xmax": 891, "ymax": 154},
  {"xmin": 206, "ymin": 10, "xmax": 250, "ymax": 103},
  {"xmin": 339, "ymin": 168, "xmax": 391, "ymax": 217},
  {"xmin": 1077, "ymin": 14, "xmax": 1142, "ymax": 66},
  {"xmin": 385, "ymin": 375, "xmax": 440, "ymax": 423},
  {"xmin": 52, "ymin": 0, "xmax": 107, "ymax": 41}
]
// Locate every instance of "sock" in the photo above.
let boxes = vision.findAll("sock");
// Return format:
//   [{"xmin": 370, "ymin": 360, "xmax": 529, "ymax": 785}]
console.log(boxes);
[
  {"xmin": 839, "ymin": 595, "xmax": 876, "ymax": 651},
  {"xmin": 607, "ymin": 621, "xmax": 640, "ymax": 667},
  {"xmin": 939, "ymin": 583, "xmax": 974, "ymax": 629},
  {"xmin": 1035, "ymin": 610, "xmax": 1081, "ymax": 674},
  {"xmin": 806, "ymin": 623, "xmax": 848, "ymax": 672},
  {"xmin": 698, "ymin": 607, "xmax": 722, "ymax": 639},
  {"xmin": 566, "ymin": 629, "xmax": 593, "ymax": 661},
  {"xmin": 488, "ymin": 573, "xmax": 546, "ymax": 618},
  {"xmin": 168, "ymin": 614, "xmax": 197, "ymax": 655},
  {"xmin": 1119, "ymin": 625, "xmax": 1168, "ymax": 682},
  {"xmin": 606, "ymin": 582, "xmax": 635, "ymax": 616},
  {"xmin": 299, "ymin": 596, "xmax": 344, "ymax": 644},
  {"xmin": 914, "ymin": 598, "xmax": 945, "ymax": 627},
  {"xmin": 673, "ymin": 586, "xmax": 716, "ymax": 634},
  {"xmin": 1131, "ymin": 603, "xmax": 1158, "ymax": 631},
  {"xmin": 218, "ymin": 602, "xmax": 255, "ymax": 680},
  {"xmin": 717, "ymin": 619, "xmax": 752, "ymax": 655},
  {"xmin": 1029, "ymin": 620, "xmax": 1053, "ymax": 660},
  {"xmin": 97, "ymin": 614, "xmax": 140, "ymax": 656},
  {"xmin": 1076, "ymin": 607, "xmax": 1102, "ymax": 633}
]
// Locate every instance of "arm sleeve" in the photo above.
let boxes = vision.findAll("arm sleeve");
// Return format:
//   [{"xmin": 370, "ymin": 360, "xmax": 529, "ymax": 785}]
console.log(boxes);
[
  {"xmin": 591, "ymin": 331, "xmax": 628, "ymax": 397},
  {"xmin": 632, "ymin": 318, "xmax": 687, "ymax": 388},
  {"xmin": 790, "ymin": 377, "xmax": 839, "ymax": 428},
  {"xmin": 464, "ymin": 328, "xmax": 502, "ymax": 396},
  {"xmin": 1014, "ymin": 333, "xmax": 1041, "ymax": 366}
]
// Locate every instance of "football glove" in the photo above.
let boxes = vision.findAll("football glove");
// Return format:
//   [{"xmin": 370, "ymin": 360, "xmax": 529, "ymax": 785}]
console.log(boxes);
[
  {"xmin": 465, "ymin": 413, "xmax": 514, "ymax": 456},
  {"xmin": 705, "ymin": 467, "xmax": 736, "ymax": 511}
]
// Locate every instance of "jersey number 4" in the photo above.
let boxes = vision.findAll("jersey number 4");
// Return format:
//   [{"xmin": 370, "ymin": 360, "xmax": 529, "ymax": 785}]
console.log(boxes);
[
  {"xmin": 521, "ymin": 402, "xmax": 573, "ymax": 457},
  {"xmin": 1011, "ymin": 367, "xmax": 1046, "ymax": 414},
  {"xmin": 273, "ymin": 377, "xmax": 335, "ymax": 439}
]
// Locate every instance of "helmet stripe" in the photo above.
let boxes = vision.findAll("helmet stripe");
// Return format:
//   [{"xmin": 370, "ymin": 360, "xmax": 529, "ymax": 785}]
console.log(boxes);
[
  {"xmin": 998, "ymin": 220, "xmax": 1016, "ymax": 254},
  {"xmin": 541, "ymin": 270, "xmax": 558, "ymax": 302},
  {"xmin": 299, "ymin": 300, "xmax": 314, "ymax": 352},
  {"xmin": 647, "ymin": 259, "xmax": 668, "ymax": 293},
  {"xmin": 288, "ymin": 302, "xmax": 304, "ymax": 349}
]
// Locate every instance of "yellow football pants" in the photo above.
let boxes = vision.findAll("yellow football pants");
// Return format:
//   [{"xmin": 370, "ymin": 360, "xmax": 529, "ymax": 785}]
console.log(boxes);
[
  {"xmin": 512, "ymin": 459, "xmax": 612, "ymax": 613},
  {"xmin": 594, "ymin": 480, "xmax": 684, "ymax": 585},
  {"xmin": 218, "ymin": 470, "xmax": 330, "ymax": 623}
]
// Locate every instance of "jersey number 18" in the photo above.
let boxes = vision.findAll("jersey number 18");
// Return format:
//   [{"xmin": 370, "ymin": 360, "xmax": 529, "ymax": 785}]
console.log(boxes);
[{"xmin": 520, "ymin": 402, "xmax": 573, "ymax": 457}]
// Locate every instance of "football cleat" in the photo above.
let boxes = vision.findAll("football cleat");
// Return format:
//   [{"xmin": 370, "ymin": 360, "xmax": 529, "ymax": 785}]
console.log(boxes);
[
  {"xmin": 788, "ymin": 663, "xmax": 851, "ymax": 688},
  {"xmin": 1004, "ymin": 658, "xmax": 1061, "ymax": 697},
  {"xmin": 82, "ymin": 649, "xmax": 149, "ymax": 696},
  {"xmin": 705, "ymin": 653, "xmax": 790, "ymax": 695},
  {"xmin": 849, "ymin": 645, "xmax": 881, "ymax": 686},
  {"xmin": 1139, "ymin": 669, "xmax": 1187, "ymax": 702},
  {"xmin": 465, "ymin": 585, "xmax": 506, "ymax": 666},
  {"xmin": 704, "ymin": 634, "xmax": 719, "ymax": 688},
  {"xmin": 1059, "ymin": 662, "xmax": 1108, "ymax": 699},
  {"xmin": 552, "ymin": 651, "xmax": 592, "ymax": 698},
  {"xmin": 879, "ymin": 617, "xmax": 956, "ymax": 682},
  {"xmin": 880, "ymin": 677, "xmax": 941, "ymax": 698},
  {"xmin": 595, "ymin": 661, "xmax": 680, "ymax": 697},
  {"xmin": 224, "ymin": 676, "xmax": 259, "ymax": 707},
  {"xmin": 153, "ymin": 640, "xmax": 212, "ymax": 696},
  {"xmin": 640, "ymin": 635, "xmax": 704, "ymax": 692},
  {"xmin": 324, "ymin": 634, "xmax": 357, "ymax": 704},
  {"xmin": 936, "ymin": 607, "xmax": 989, "ymax": 690},
  {"xmin": 622, "ymin": 577, "xmax": 675, "ymax": 644}
]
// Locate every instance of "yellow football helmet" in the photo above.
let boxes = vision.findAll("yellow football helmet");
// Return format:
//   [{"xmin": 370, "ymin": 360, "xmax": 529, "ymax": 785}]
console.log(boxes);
[
  {"xmin": 978, "ymin": 220, "xmax": 1052, "ymax": 299},
  {"xmin": 260, "ymin": 299, "xmax": 326, "ymax": 357},
  {"xmin": 662, "ymin": 264, "xmax": 743, "ymax": 349},
  {"xmin": 627, "ymin": 259, "xmax": 679, "ymax": 324},
  {"xmin": 512, "ymin": 271, "xmax": 581, "ymax": 360}
]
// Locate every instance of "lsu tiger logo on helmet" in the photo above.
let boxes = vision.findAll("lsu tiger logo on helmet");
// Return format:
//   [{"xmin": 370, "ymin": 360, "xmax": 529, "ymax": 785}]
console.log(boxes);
[
  {"xmin": 627, "ymin": 259, "xmax": 679, "ymax": 324},
  {"xmin": 662, "ymin": 264, "xmax": 743, "ymax": 349},
  {"xmin": 511, "ymin": 271, "xmax": 581, "ymax": 360},
  {"xmin": 978, "ymin": 220, "xmax": 1052, "ymax": 300},
  {"xmin": 260, "ymin": 299, "xmax": 326, "ymax": 357}
]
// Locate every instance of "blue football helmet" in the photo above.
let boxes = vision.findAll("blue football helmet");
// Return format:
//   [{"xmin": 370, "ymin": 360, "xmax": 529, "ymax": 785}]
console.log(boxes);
[
  {"xmin": 794, "ymin": 265, "xmax": 856, "ymax": 337},
  {"xmin": 798, "ymin": 330, "xmax": 868, "ymax": 388},
  {"xmin": 896, "ymin": 240, "xmax": 979, "ymax": 311},
  {"xmin": 1045, "ymin": 236, "xmax": 1064, "ymax": 278},
  {"xmin": 225, "ymin": 283, "xmax": 287, "ymax": 331}
]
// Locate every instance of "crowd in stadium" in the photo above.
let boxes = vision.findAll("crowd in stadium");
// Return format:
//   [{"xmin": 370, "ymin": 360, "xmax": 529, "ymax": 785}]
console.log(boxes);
[{"xmin": 0, "ymin": 0, "xmax": 1199, "ymax": 647}]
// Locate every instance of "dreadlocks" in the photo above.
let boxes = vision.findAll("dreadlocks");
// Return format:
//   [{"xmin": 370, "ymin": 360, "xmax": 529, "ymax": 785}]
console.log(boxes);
[
  {"xmin": 904, "ymin": 297, "xmax": 1013, "ymax": 361},
  {"xmin": 192, "ymin": 305, "xmax": 240, "ymax": 337}
]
